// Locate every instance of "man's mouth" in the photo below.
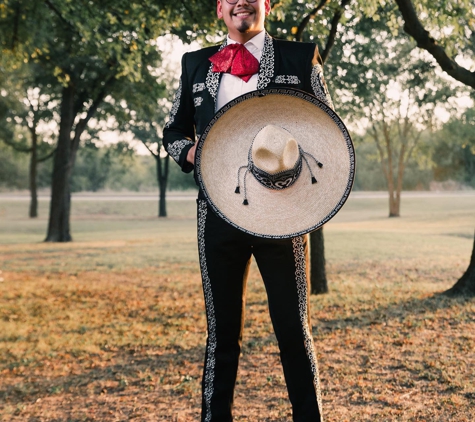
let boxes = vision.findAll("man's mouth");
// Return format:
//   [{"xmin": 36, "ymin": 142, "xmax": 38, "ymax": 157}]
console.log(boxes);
[{"xmin": 234, "ymin": 11, "xmax": 253, "ymax": 17}]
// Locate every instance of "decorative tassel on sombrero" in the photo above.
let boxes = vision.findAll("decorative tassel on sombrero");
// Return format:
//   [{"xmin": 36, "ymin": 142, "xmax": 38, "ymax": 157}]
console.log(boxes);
[
  {"xmin": 301, "ymin": 151, "xmax": 324, "ymax": 184},
  {"xmin": 234, "ymin": 125, "xmax": 323, "ymax": 205},
  {"xmin": 235, "ymin": 165, "xmax": 250, "ymax": 205}
]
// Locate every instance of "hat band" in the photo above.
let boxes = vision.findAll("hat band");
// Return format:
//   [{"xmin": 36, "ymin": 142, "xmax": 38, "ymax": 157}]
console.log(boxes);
[
  {"xmin": 235, "ymin": 145, "xmax": 323, "ymax": 205},
  {"xmin": 249, "ymin": 155, "xmax": 302, "ymax": 190}
]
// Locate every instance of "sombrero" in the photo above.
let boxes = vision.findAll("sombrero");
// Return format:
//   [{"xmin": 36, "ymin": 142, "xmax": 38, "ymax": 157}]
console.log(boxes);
[{"xmin": 195, "ymin": 88, "xmax": 355, "ymax": 239}]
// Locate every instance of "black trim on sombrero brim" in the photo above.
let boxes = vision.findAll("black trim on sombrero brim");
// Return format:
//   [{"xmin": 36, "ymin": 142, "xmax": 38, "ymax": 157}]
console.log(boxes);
[{"xmin": 195, "ymin": 88, "xmax": 356, "ymax": 239}]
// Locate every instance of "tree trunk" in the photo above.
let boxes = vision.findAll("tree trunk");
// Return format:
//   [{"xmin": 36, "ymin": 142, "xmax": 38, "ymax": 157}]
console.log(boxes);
[
  {"xmin": 156, "ymin": 153, "xmax": 169, "ymax": 218},
  {"xmin": 29, "ymin": 130, "xmax": 38, "ymax": 218},
  {"xmin": 383, "ymin": 123, "xmax": 400, "ymax": 218},
  {"xmin": 310, "ymin": 228, "xmax": 328, "ymax": 294},
  {"xmin": 158, "ymin": 182, "xmax": 167, "ymax": 217},
  {"xmin": 45, "ymin": 85, "xmax": 75, "ymax": 242},
  {"xmin": 389, "ymin": 190, "xmax": 400, "ymax": 217},
  {"xmin": 445, "ymin": 231, "xmax": 475, "ymax": 297}
]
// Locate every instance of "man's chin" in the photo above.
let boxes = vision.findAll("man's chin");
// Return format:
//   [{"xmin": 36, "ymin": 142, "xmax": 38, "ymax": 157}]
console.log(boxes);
[{"xmin": 237, "ymin": 22, "xmax": 251, "ymax": 33}]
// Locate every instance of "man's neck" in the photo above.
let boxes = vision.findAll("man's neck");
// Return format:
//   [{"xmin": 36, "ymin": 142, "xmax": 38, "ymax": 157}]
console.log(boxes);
[{"xmin": 228, "ymin": 29, "xmax": 264, "ymax": 44}]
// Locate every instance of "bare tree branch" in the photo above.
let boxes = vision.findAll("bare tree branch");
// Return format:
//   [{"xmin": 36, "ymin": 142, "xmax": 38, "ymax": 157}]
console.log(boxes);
[
  {"xmin": 141, "ymin": 139, "xmax": 159, "ymax": 158},
  {"xmin": 295, "ymin": 0, "xmax": 329, "ymax": 42},
  {"xmin": 11, "ymin": 1, "xmax": 21, "ymax": 51},
  {"xmin": 370, "ymin": 119, "xmax": 390, "ymax": 182},
  {"xmin": 0, "ymin": 137, "xmax": 32, "ymax": 153},
  {"xmin": 38, "ymin": 147, "xmax": 56, "ymax": 163},
  {"xmin": 179, "ymin": 0, "xmax": 195, "ymax": 22},
  {"xmin": 394, "ymin": 0, "xmax": 475, "ymax": 89},
  {"xmin": 43, "ymin": 0, "xmax": 78, "ymax": 33},
  {"xmin": 321, "ymin": 0, "xmax": 351, "ymax": 64},
  {"xmin": 70, "ymin": 75, "xmax": 116, "ymax": 161}
]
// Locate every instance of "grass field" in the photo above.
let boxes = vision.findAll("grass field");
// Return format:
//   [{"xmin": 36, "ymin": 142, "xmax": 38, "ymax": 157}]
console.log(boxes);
[{"xmin": 0, "ymin": 191, "xmax": 474, "ymax": 421}]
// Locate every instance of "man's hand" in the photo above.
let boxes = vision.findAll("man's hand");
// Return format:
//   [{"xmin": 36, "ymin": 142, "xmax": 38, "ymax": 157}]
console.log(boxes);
[{"xmin": 187, "ymin": 143, "xmax": 197, "ymax": 164}]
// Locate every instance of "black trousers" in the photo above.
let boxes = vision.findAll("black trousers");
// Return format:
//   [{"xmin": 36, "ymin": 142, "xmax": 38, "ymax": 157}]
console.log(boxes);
[{"xmin": 197, "ymin": 201, "xmax": 323, "ymax": 422}]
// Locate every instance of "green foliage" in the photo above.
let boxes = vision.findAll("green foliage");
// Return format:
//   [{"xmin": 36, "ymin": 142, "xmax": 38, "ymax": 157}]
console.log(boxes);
[
  {"xmin": 167, "ymin": 159, "xmax": 198, "ymax": 191},
  {"xmin": 0, "ymin": 0, "xmax": 216, "ymax": 78},
  {"xmin": 0, "ymin": 0, "xmax": 219, "ymax": 151},
  {"xmin": 432, "ymin": 109, "xmax": 475, "ymax": 187},
  {"xmin": 353, "ymin": 135, "xmax": 433, "ymax": 191},
  {"xmin": 0, "ymin": 140, "xmax": 51, "ymax": 191},
  {"xmin": 69, "ymin": 143, "xmax": 197, "ymax": 192},
  {"xmin": 267, "ymin": 0, "xmax": 341, "ymax": 42},
  {"xmin": 403, "ymin": 0, "xmax": 475, "ymax": 57},
  {"xmin": 325, "ymin": 13, "xmax": 453, "ymax": 119},
  {"xmin": 0, "ymin": 139, "xmax": 197, "ymax": 193},
  {"xmin": 0, "ymin": 142, "xmax": 29, "ymax": 189},
  {"xmin": 71, "ymin": 142, "xmax": 114, "ymax": 193},
  {"xmin": 0, "ymin": 62, "xmax": 57, "ymax": 150}
]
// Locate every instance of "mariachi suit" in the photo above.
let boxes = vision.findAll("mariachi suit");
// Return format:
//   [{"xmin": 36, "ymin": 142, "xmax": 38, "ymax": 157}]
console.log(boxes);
[{"xmin": 163, "ymin": 33, "xmax": 333, "ymax": 422}]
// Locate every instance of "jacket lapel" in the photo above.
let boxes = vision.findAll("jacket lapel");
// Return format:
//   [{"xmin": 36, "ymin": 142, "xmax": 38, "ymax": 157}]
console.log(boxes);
[
  {"xmin": 205, "ymin": 40, "xmax": 227, "ymax": 107},
  {"xmin": 256, "ymin": 33, "xmax": 275, "ymax": 90}
]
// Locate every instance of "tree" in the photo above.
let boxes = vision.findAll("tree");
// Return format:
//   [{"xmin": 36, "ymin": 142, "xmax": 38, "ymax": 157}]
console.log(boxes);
[
  {"xmin": 107, "ymin": 38, "xmax": 177, "ymax": 218},
  {"xmin": 121, "ymin": 113, "xmax": 171, "ymax": 218},
  {"xmin": 93, "ymin": 70, "xmax": 171, "ymax": 217},
  {"xmin": 391, "ymin": 0, "xmax": 475, "ymax": 294},
  {"xmin": 0, "ymin": 66, "xmax": 56, "ymax": 217},
  {"xmin": 0, "ymin": 0, "xmax": 216, "ymax": 241},
  {"xmin": 332, "ymin": 14, "xmax": 455, "ymax": 216}
]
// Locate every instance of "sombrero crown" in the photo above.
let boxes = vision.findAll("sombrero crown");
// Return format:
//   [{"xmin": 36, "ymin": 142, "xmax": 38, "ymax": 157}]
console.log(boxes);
[{"xmin": 236, "ymin": 125, "xmax": 324, "ymax": 204}]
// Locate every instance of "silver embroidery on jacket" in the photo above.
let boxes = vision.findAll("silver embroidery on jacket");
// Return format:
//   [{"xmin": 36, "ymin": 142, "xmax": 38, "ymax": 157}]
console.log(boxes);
[
  {"xmin": 167, "ymin": 139, "xmax": 194, "ymax": 163},
  {"xmin": 164, "ymin": 78, "xmax": 183, "ymax": 129},
  {"xmin": 257, "ymin": 33, "xmax": 274, "ymax": 89},
  {"xmin": 311, "ymin": 64, "xmax": 334, "ymax": 110},
  {"xmin": 206, "ymin": 42, "xmax": 227, "ymax": 103},
  {"xmin": 194, "ymin": 97, "xmax": 203, "ymax": 107},
  {"xmin": 275, "ymin": 75, "xmax": 301, "ymax": 84},
  {"xmin": 193, "ymin": 82, "xmax": 206, "ymax": 93},
  {"xmin": 292, "ymin": 236, "xmax": 324, "ymax": 419},
  {"xmin": 198, "ymin": 200, "xmax": 217, "ymax": 422}
]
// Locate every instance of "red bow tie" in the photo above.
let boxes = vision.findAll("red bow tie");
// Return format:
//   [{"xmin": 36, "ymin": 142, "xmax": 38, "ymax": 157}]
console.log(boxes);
[{"xmin": 209, "ymin": 43, "xmax": 259, "ymax": 82}]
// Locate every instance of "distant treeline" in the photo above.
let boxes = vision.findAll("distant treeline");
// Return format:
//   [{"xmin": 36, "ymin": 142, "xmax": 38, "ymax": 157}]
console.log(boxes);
[{"xmin": 0, "ymin": 141, "xmax": 196, "ymax": 192}]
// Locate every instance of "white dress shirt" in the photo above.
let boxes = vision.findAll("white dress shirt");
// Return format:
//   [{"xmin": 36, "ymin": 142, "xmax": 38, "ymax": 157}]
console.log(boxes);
[{"xmin": 216, "ymin": 30, "xmax": 265, "ymax": 111}]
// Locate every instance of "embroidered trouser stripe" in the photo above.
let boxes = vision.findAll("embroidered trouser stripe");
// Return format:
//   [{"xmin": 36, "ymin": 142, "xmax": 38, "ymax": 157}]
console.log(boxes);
[
  {"xmin": 292, "ymin": 236, "xmax": 323, "ymax": 419},
  {"xmin": 198, "ymin": 200, "xmax": 216, "ymax": 422}
]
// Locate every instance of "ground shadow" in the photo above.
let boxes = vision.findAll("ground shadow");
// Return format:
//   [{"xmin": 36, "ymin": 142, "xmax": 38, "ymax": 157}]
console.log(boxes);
[{"xmin": 313, "ymin": 292, "xmax": 474, "ymax": 333}]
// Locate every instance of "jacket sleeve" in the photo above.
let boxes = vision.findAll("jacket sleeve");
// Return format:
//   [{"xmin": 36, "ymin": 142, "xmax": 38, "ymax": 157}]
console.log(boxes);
[
  {"xmin": 163, "ymin": 53, "xmax": 196, "ymax": 173},
  {"xmin": 304, "ymin": 45, "xmax": 335, "ymax": 111}
]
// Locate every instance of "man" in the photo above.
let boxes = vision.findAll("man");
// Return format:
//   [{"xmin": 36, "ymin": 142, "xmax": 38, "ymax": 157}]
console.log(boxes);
[{"xmin": 163, "ymin": 0, "xmax": 334, "ymax": 420}]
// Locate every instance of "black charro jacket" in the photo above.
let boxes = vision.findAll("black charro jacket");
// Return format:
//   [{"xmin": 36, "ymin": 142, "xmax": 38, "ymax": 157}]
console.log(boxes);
[{"xmin": 163, "ymin": 33, "xmax": 334, "ymax": 177}]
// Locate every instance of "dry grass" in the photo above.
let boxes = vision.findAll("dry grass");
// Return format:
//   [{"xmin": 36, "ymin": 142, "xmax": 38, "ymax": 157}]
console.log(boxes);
[{"xmin": 1, "ymin": 192, "xmax": 474, "ymax": 421}]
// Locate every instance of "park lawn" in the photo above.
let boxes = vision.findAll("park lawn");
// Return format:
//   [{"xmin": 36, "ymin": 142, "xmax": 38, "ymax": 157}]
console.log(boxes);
[{"xmin": 0, "ymin": 192, "xmax": 474, "ymax": 421}]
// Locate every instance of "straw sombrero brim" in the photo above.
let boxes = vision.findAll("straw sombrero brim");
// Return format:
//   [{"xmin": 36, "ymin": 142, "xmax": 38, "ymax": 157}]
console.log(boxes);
[{"xmin": 195, "ymin": 88, "xmax": 355, "ymax": 239}]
